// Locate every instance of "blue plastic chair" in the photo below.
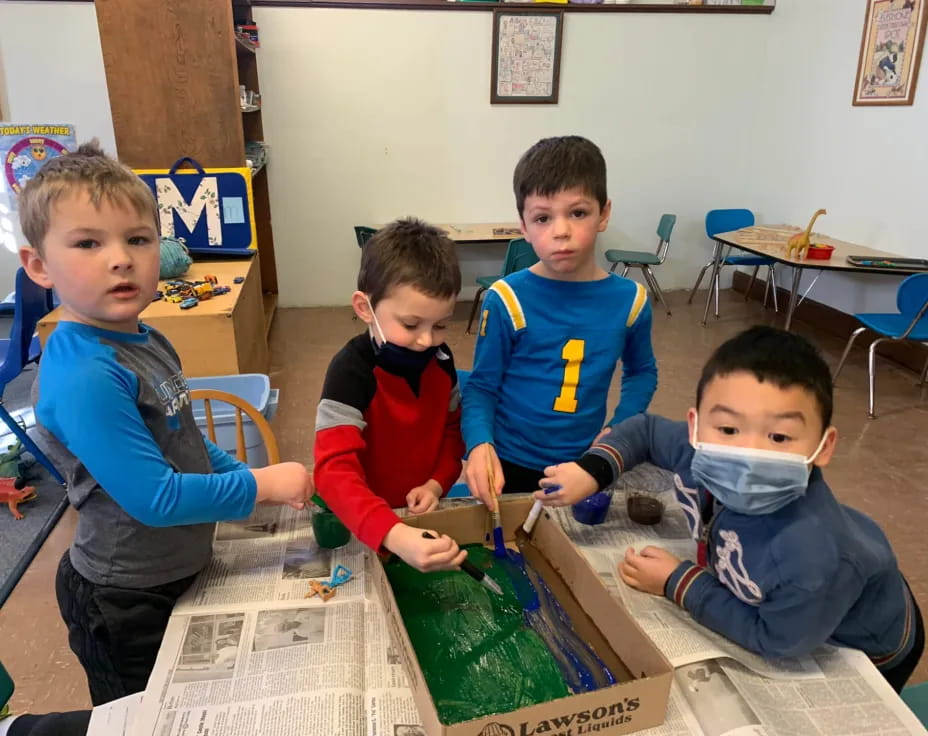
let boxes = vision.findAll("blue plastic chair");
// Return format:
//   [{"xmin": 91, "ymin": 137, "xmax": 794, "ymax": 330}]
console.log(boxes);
[
  {"xmin": 465, "ymin": 238, "xmax": 538, "ymax": 334},
  {"xmin": 834, "ymin": 272, "xmax": 928, "ymax": 418},
  {"xmin": 0, "ymin": 268, "xmax": 64, "ymax": 484},
  {"xmin": 605, "ymin": 213, "xmax": 676, "ymax": 316},
  {"xmin": 354, "ymin": 226, "xmax": 376, "ymax": 248},
  {"xmin": 687, "ymin": 209, "xmax": 779, "ymax": 314},
  {"xmin": 901, "ymin": 682, "xmax": 928, "ymax": 728}
]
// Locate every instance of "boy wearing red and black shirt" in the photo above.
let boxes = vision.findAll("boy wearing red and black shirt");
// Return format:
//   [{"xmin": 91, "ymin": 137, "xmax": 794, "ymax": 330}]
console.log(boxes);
[{"xmin": 314, "ymin": 218, "xmax": 467, "ymax": 573}]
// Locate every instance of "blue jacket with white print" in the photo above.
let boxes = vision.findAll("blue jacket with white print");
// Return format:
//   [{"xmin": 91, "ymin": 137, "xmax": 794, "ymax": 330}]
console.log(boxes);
[{"xmin": 583, "ymin": 413, "xmax": 917, "ymax": 672}]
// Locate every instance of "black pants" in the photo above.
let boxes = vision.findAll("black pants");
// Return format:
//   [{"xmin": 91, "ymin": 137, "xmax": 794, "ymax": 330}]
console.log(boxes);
[
  {"xmin": 56, "ymin": 551, "xmax": 197, "ymax": 706},
  {"xmin": 8, "ymin": 711, "xmax": 91, "ymax": 736},
  {"xmin": 882, "ymin": 582, "xmax": 925, "ymax": 693},
  {"xmin": 499, "ymin": 458, "xmax": 545, "ymax": 494}
]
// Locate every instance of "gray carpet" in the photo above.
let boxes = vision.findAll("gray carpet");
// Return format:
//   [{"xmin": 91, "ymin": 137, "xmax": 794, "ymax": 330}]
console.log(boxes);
[{"xmin": 0, "ymin": 320, "xmax": 69, "ymax": 607}]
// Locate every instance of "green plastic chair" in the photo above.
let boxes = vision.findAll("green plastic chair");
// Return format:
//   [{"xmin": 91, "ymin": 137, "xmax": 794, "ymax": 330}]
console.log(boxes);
[
  {"xmin": 605, "ymin": 213, "xmax": 676, "ymax": 316},
  {"xmin": 902, "ymin": 682, "xmax": 928, "ymax": 728},
  {"xmin": 465, "ymin": 238, "xmax": 538, "ymax": 334},
  {"xmin": 354, "ymin": 226, "xmax": 377, "ymax": 248}
]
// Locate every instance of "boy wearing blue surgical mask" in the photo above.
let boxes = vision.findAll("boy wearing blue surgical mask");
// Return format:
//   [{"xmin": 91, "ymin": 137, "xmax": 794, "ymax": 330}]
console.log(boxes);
[
  {"xmin": 314, "ymin": 218, "xmax": 468, "ymax": 574},
  {"xmin": 538, "ymin": 326, "xmax": 923, "ymax": 691}
]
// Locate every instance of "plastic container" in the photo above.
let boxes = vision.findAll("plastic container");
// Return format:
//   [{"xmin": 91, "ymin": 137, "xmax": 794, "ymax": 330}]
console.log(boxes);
[
  {"xmin": 571, "ymin": 491, "xmax": 612, "ymax": 525},
  {"xmin": 186, "ymin": 374, "xmax": 279, "ymax": 468},
  {"xmin": 311, "ymin": 495, "xmax": 351, "ymax": 549},
  {"xmin": 806, "ymin": 244, "xmax": 835, "ymax": 260}
]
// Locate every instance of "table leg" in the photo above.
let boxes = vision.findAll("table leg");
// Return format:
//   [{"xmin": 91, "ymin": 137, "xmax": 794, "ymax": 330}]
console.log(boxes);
[
  {"xmin": 701, "ymin": 240, "xmax": 724, "ymax": 326},
  {"xmin": 784, "ymin": 267, "xmax": 803, "ymax": 331}
]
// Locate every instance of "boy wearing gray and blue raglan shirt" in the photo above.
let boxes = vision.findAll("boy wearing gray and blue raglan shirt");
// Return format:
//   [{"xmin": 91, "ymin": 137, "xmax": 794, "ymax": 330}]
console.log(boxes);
[
  {"xmin": 17, "ymin": 143, "xmax": 312, "ymax": 710},
  {"xmin": 34, "ymin": 323, "xmax": 256, "ymax": 588}
]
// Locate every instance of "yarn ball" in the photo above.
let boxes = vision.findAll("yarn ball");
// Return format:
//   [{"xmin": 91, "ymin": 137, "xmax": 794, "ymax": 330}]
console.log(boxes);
[{"xmin": 160, "ymin": 236, "xmax": 192, "ymax": 279}]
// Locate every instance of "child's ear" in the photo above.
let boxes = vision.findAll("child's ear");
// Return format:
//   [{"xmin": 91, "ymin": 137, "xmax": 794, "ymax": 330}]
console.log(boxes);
[
  {"xmin": 811, "ymin": 426, "xmax": 838, "ymax": 468},
  {"xmin": 597, "ymin": 199, "xmax": 612, "ymax": 232},
  {"xmin": 19, "ymin": 247, "xmax": 53, "ymax": 289},
  {"xmin": 351, "ymin": 291, "xmax": 374, "ymax": 325},
  {"xmin": 686, "ymin": 408, "xmax": 698, "ymax": 445}
]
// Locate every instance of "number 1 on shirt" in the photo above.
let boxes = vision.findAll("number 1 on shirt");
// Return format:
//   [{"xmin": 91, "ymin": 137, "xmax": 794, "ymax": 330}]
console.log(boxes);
[{"xmin": 553, "ymin": 339, "xmax": 585, "ymax": 413}]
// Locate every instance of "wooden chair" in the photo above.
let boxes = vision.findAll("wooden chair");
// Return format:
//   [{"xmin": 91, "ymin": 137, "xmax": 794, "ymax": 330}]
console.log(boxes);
[{"xmin": 189, "ymin": 388, "xmax": 280, "ymax": 465}]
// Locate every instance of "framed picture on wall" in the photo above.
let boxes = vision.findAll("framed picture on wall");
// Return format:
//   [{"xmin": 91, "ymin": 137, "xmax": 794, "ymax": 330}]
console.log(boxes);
[
  {"xmin": 491, "ymin": 10, "xmax": 564, "ymax": 105},
  {"xmin": 853, "ymin": 0, "xmax": 928, "ymax": 106}
]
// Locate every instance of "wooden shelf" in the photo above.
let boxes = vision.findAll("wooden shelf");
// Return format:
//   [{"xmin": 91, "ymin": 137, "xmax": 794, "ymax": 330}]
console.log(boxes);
[{"xmin": 263, "ymin": 292, "xmax": 278, "ymax": 336}]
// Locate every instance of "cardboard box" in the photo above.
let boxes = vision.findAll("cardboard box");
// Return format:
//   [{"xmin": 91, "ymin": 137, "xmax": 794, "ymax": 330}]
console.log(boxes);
[{"xmin": 371, "ymin": 497, "xmax": 673, "ymax": 736}]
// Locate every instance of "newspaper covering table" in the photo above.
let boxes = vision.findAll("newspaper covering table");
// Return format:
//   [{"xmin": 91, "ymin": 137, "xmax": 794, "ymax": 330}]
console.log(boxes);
[{"xmin": 109, "ymin": 469, "xmax": 926, "ymax": 736}]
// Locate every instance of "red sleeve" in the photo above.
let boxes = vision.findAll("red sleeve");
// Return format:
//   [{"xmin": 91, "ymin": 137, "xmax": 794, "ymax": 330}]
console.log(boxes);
[
  {"xmin": 313, "ymin": 338, "xmax": 400, "ymax": 552},
  {"xmin": 314, "ymin": 424, "xmax": 400, "ymax": 551}
]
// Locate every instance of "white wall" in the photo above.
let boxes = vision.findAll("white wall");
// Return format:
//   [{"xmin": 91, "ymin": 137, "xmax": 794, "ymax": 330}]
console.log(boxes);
[
  {"xmin": 255, "ymin": 7, "xmax": 772, "ymax": 305},
  {"xmin": 0, "ymin": 1, "xmax": 115, "ymax": 290},
  {"xmin": 745, "ymin": 2, "xmax": 928, "ymax": 314},
  {"xmin": 0, "ymin": 1, "xmax": 924, "ymax": 311}
]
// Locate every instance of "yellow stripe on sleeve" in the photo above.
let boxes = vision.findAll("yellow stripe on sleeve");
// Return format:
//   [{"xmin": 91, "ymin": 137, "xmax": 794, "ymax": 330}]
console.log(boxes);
[
  {"xmin": 489, "ymin": 281, "xmax": 526, "ymax": 331},
  {"xmin": 626, "ymin": 282, "xmax": 648, "ymax": 327}
]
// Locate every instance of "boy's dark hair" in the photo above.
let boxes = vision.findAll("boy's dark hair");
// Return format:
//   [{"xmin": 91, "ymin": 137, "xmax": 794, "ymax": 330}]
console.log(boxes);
[
  {"xmin": 696, "ymin": 326, "xmax": 834, "ymax": 429},
  {"xmin": 358, "ymin": 218, "xmax": 461, "ymax": 307},
  {"xmin": 513, "ymin": 136, "xmax": 608, "ymax": 218},
  {"xmin": 18, "ymin": 140, "xmax": 159, "ymax": 254}
]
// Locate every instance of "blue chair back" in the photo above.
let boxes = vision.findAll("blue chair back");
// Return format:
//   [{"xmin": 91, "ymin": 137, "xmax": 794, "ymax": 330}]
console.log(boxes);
[
  {"xmin": 0, "ymin": 268, "xmax": 53, "ymax": 389},
  {"xmin": 501, "ymin": 238, "xmax": 539, "ymax": 276},
  {"xmin": 897, "ymin": 273, "xmax": 928, "ymax": 320},
  {"xmin": 656, "ymin": 214, "xmax": 676, "ymax": 243},
  {"xmin": 354, "ymin": 226, "xmax": 377, "ymax": 248},
  {"xmin": 705, "ymin": 209, "xmax": 755, "ymax": 239}
]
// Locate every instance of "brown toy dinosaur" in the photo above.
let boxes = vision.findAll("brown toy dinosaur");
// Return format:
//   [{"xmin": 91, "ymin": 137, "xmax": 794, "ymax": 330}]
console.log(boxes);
[
  {"xmin": 0, "ymin": 478, "xmax": 37, "ymax": 520},
  {"xmin": 786, "ymin": 209, "xmax": 827, "ymax": 259}
]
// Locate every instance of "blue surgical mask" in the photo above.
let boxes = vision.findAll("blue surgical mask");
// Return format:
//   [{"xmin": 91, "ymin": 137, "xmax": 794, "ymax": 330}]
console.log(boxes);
[
  {"xmin": 366, "ymin": 296, "xmax": 438, "ymax": 375},
  {"xmin": 690, "ymin": 416, "xmax": 828, "ymax": 515}
]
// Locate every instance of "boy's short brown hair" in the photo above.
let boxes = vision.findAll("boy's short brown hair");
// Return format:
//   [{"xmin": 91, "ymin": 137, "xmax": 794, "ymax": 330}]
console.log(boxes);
[
  {"xmin": 17, "ymin": 140, "xmax": 158, "ymax": 254},
  {"xmin": 513, "ymin": 136, "xmax": 608, "ymax": 218},
  {"xmin": 358, "ymin": 218, "xmax": 461, "ymax": 307}
]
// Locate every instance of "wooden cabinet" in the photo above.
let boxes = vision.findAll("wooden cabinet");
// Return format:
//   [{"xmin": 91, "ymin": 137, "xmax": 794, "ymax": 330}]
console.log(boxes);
[
  {"xmin": 94, "ymin": 0, "xmax": 278, "ymax": 338},
  {"xmin": 38, "ymin": 259, "xmax": 268, "ymax": 378}
]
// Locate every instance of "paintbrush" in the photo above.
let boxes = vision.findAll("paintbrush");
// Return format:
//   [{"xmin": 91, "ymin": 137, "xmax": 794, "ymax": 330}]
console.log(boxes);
[
  {"xmin": 421, "ymin": 532, "xmax": 503, "ymax": 595},
  {"xmin": 516, "ymin": 485, "xmax": 561, "ymax": 546},
  {"xmin": 488, "ymin": 461, "xmax": 505, "ymax": 558}
]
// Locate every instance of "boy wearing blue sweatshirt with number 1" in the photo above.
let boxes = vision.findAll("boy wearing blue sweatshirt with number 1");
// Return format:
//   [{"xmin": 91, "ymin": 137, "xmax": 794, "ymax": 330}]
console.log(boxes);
[{"xmin": 463, "ymin": 135, "xmax": 658, "ymax": 505}]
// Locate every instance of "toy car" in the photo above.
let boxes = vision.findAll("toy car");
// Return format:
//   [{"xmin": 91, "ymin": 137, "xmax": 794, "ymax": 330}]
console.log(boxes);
[
  {"xmin": 233, "ymin": 276, "xmax": 245, "ymax": 284},
  {"xmin": 213, "ymin": 285, "xmax": 231, "ymax": 296},
  {"xmin": 179, "ymin": 298, "xmax": 199, "ymax": 310},
  {"xmin": 193, "ymin": 283, "xmax": 213, "ymax": 299},
  {"xmin": 165, "ymin": 294, "xmax": 184, "ymax": 303}
]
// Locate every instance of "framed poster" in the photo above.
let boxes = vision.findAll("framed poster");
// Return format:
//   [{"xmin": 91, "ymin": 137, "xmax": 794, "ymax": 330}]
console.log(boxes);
[
  {"xmin": 1, "ymin": 123, "xmax": 76, "ymax": 208},
  {"xmin": 491, "ymin": 10, "xmax": 564, "ymax": 105},
  {"xmin": 853, "ymin": 0, "xmax": 928, "ymax": 106}
]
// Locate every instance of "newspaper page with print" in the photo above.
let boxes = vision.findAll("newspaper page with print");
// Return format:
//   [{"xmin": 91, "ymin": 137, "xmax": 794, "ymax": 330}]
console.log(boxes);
[{"xmin": 126, "ymin": 490, "xmax": 925, "ymax": 736}]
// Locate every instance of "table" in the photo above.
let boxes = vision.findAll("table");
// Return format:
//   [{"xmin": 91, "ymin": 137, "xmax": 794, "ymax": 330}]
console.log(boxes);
[
  {"xmin": 37, "ymin": 258, "xmax": 269, "ymax": 377},
  {"xmin": 704, "ymin": 225, "xmax": 923, "ymax": 330},
  {"xmin": 375, "ymin": 222, "xmax": 523, "ymax": 244}
]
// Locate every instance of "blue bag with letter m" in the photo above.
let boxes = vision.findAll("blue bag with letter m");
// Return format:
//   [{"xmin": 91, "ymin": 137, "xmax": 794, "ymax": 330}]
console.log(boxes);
[{"xmin": 135, "ymin": 157, "xmax": 257, "ymax": 256}]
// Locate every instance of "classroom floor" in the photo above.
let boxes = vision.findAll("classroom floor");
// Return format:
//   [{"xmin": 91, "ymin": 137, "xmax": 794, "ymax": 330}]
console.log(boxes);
[{"xmin": 3, "ymin": 287, "xmax": 927, "ymax": 715}]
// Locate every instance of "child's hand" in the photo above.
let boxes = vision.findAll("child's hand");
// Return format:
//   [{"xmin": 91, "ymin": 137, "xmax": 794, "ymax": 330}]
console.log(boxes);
[
  {"xmin": 465, "ymin": 443, "xmax": 504, "ymax": 509},
  {"xmin": 532, "ymin": 463, "xmax": 598, "ymax": 506},
  {"xmin": 618, "ymin": 546, "xmax": 681, "ymax": 596},
  {"xmin": 383, "ymin": 524, "xmax": 467, "ymax": 572},
  {"xmin": 251, "ymin": 462, "xmax": 314, "ymax": 510},
  {"xmin": 406, "ymin": 480, "xmax": 442, "ymax": 515}
]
